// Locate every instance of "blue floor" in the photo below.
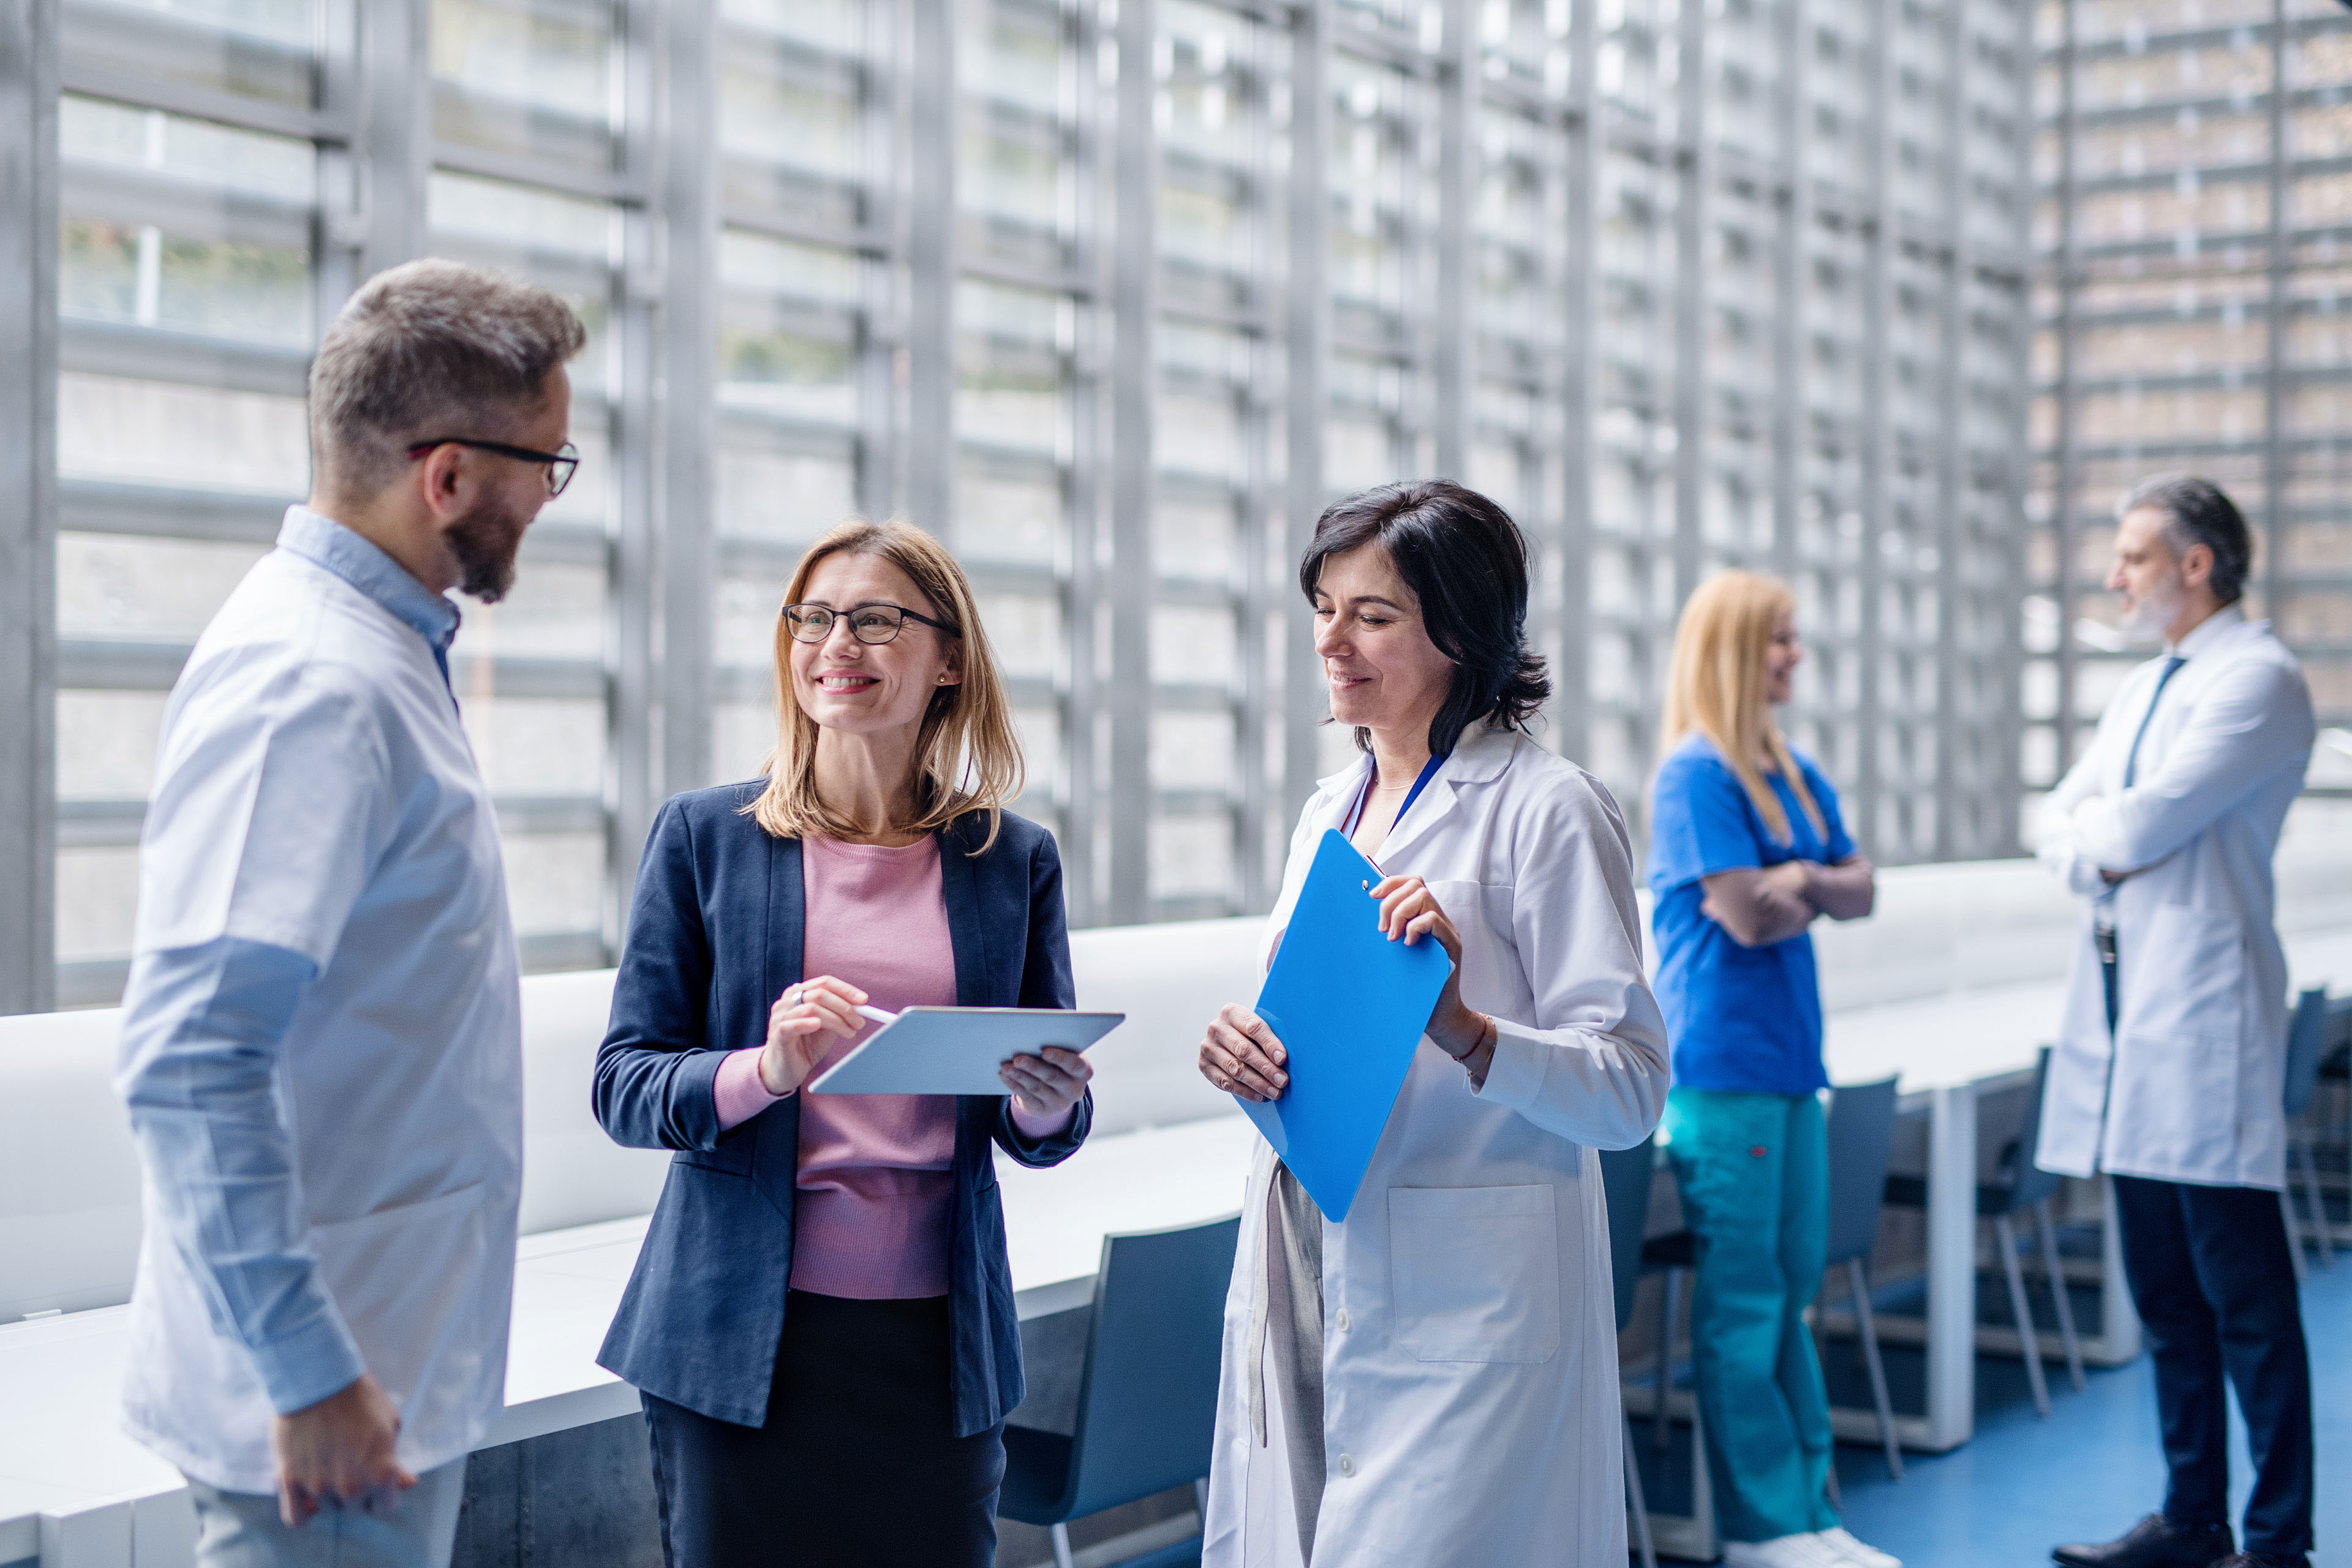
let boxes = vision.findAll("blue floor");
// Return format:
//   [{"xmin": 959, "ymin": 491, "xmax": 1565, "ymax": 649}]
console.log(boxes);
[
  {"xmin": 1828, "ymin": 1241, "xmax": 2352, "ymax": 1568},
  {"xmin": 1130, "ymin": 1235, "xmax": 2349, "ymax": 1568}
]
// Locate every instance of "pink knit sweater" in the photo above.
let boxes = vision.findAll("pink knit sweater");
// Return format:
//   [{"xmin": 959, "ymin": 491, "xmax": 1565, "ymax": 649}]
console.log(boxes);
[{"xmin": 711, "ymin": 833, "xmax": 1071, "ymax": 1298}]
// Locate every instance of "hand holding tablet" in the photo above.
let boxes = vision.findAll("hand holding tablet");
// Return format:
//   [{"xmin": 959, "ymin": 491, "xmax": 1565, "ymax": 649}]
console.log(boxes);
[
  {"xmin": 804, "ymin": 1003, "xmax": 1125, "ymax": 1096},
  {"xmin": 839, "ymin": 1005, "xmax": 1093, "ymax": 1114},
  {"xmin": 998, "ymin": 1042, "xmax": 1094, "ymax": 1120}
]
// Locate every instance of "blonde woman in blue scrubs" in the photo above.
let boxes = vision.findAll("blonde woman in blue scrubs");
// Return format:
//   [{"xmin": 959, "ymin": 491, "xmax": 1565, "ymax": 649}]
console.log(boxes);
[{"xmin": 1646, "ymin": 571, "xmax": 1887, "ymax": 1568}]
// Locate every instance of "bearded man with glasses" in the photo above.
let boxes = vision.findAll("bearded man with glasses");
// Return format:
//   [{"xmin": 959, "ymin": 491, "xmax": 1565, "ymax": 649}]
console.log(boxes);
[{"xmin": 112, "ymin": 258, "xmax": 585, "ymax": 1568}]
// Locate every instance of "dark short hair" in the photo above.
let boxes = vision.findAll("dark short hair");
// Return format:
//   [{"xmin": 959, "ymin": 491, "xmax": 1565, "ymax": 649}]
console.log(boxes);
[
  {"xmin": 2118, "ymin": 473, "xmax": 2253, "ymax": 605},
  {"xmin": 309, "ymin": 258, "xmax": 587, "ymax": 496},
  {"xmin": 1298, "ymin": 480, "xmax": 1552, "ymax": 758}
]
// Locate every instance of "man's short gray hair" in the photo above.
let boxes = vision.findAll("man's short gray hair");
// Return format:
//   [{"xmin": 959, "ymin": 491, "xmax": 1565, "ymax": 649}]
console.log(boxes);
[
  {"xmin": 309, "ymin": 259, "xmax": 587, "ymax": 496},
  {"xmin": 2116, "ymin": 473, "xmax": 2254, "ymax": 605}
]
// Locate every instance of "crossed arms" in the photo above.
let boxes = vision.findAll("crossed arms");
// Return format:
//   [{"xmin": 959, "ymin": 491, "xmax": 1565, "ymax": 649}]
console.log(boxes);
[{"xmin": 1700, "ymin": 856, "xmax": 1876, "ymax": 948}]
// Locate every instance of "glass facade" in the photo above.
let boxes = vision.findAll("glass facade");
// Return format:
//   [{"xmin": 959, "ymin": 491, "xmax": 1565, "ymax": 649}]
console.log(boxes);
[
  {"xmin": 2034, "ymin": 0, "xmax": 2352, "ymax": 809},
  {"xmin": 9, "ymin": 0, "xmax": 2038, "ymax": 1011}
]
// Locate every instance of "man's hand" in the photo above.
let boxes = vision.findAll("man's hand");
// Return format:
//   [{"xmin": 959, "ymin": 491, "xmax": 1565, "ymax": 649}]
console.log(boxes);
[{"xmin": 271, "ymin": 1373, "xmax": 413, "ymax": 1528}]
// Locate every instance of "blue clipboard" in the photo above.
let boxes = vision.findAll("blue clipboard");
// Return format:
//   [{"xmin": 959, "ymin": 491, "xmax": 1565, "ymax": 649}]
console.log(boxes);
[{"xmin": 1240, "ymin": 829, "xmax": 1452, "ymax": 1221}]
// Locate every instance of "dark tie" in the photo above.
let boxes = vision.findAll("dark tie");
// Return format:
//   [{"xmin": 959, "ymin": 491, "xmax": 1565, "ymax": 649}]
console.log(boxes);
[{"xmin": 2122, "ymin": 655, "xmax": 2186, "ymax": 788}]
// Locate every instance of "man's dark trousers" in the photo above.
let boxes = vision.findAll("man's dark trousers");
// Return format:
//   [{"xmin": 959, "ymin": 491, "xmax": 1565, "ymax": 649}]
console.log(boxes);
[{"xmin": 2110, "ymin": 1173, "xmax": 2313, "ymax": 1558}]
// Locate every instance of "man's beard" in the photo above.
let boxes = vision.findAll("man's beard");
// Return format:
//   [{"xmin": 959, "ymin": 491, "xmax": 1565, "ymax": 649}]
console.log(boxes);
[
  {"xmin": 446, "ymin": 494, "xmax": 529, "ymax": 603},
  {"xmin": 2117, "ymin": 570, "xmax": 2185, "ymax": 643}
]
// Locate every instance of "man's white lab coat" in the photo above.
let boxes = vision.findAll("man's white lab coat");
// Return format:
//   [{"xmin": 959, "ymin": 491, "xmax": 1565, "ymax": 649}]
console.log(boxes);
[{"xmin": 2035, "ymin": 605, "xmax": 2313, "ymax": 1191}]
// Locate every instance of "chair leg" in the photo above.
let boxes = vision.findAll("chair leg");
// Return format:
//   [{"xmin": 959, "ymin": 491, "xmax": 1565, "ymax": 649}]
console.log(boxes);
[
  {"xmin": 1996, "ymin": 1213, "xmax": 2050, "ymax": 1419},
  {"xmin": 2298, "ymin": 1138, "xmax": 2333, "ymax": 1268},
  {"xmin": 1654, "ymin": 1265, "xmax": 1683, "ymax": 1456},
  {"xmin": 1687, "ymin": 1382, "xmax": 1719, "ymax": 1559},
  {"xmin": 1050, "ymin": 1521, "xmax": 1075, "ymax": 1568},
  {"xmin": 2035, "ymin": 1200, "xmax": 2087, "ymax": 1393},
  {"xmin": 1846, "ymin": 1257, "xmax": 1904, "ymax": 1481},
  {"xmin": 1624, "ymin": 1412, "xmax": 1659, "ymax": 1568},
  {"xmin": 2281, "ymin": 1188, "xmax": 2310, "ymax": 1284}
]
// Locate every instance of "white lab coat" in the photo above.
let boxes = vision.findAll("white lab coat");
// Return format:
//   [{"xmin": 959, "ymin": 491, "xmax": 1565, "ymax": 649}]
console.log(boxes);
[
  {"xmin": 2034, "ymin": 605, "xmax": 2313, "ymax": 1191},
  {"xmin": 1200, "ymin": 723, "xmax": 1672, "ymax": 1568}
]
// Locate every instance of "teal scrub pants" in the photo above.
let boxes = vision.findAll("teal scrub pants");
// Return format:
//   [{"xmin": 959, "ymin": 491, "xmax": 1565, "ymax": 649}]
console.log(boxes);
[{"xmin": 1661, "ymin": 1087, "xmax": 1839, "ymax": 1544}]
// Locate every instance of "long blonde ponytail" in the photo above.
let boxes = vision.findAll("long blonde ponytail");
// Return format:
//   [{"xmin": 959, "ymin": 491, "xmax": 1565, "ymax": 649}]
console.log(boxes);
[{"xmin": 1657, "ymin": 570, "xmax": 1826, "ymax": 845}]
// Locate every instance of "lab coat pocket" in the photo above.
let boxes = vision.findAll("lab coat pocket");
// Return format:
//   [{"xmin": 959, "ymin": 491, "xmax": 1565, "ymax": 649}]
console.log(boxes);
[
  {"xmin": 312, "ymin": 1183, "xmax": 492, "ymax": 1411},
  {"xmin": 1387, "ymin": 1184, "xmax": 1561, "ymax": 1363},
  {"xmin": 2125, "ymin": 902, "xmax": 2247, "ymax": 1046}
]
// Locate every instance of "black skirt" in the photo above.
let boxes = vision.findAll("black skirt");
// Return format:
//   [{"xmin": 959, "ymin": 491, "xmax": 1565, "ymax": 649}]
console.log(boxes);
[{"xmin": 641, "ymin": 1291, "xmax": 1005, "ymax": 1568}]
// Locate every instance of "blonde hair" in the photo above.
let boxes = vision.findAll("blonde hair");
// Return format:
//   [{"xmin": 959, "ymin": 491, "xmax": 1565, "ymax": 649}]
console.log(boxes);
[
  {"xmin": 744, "ymin": 519, "xmax": 1024, "ymax": 852},
  {"xmin": 1657, "ymin": 570, "xmax": 1826, "ymax": 845}
]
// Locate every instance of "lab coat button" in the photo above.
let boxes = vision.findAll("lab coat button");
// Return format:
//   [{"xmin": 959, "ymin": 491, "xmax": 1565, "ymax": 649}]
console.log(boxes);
[
  {"xmin": 1337, "ymin": 1453, "xmax": 1355, "ymax": 1476},
  {"xmin": 1335, "ymin": 1308, "xmax": 1351, "ymax": 1332}
]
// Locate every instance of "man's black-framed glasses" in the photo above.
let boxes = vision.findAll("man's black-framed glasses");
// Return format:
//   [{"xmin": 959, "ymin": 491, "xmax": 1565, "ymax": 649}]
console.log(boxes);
[
  {"xmin": 781, "ymin": 602, "xmax": 959, "ymax": 645},
  {"xmin": 406, "ymin": 437, "xmax": 580, "ymax": 498}
]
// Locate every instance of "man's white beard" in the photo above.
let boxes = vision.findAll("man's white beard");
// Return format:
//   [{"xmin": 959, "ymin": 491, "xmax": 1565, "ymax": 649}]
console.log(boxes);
[{"xmin": 2118, "ymin": 571, "xmax": 2186, "ymax": 644}]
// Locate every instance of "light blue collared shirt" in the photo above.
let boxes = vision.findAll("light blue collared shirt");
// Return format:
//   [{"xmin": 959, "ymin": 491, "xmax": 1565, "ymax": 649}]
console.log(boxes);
[
  {"xmin": 274, "ymin": 503, "xmax": 462, "ymax": 696},
  {"xmin": 115, "ymin": 507, "xmax": 522, "ymax": 1490}
]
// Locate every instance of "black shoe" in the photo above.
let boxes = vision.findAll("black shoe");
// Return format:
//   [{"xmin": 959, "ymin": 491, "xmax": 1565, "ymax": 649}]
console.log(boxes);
[
  {"xmin": 2211, "ymin": 1555, "xmax": 2309, "ymax": 1568},
  {"xmin": 2052, "ymin": 1515, "xmax": 2235, "ymax": 1568}
]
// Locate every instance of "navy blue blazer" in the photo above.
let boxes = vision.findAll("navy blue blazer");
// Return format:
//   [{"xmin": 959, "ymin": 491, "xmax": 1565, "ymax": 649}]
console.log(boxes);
[{"xmin": 592, "ymin": 782, "xmax": 1091, "ymax": 1435}]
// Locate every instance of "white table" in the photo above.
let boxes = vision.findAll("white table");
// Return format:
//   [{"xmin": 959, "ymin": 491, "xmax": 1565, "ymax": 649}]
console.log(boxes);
[
  {"xmin": 0, "ymin": 1116, "xmax": 1260, "ymax": 1568},
  {"xmin": 1809, "ymin": 923, "xmax": 2352, "ymax": 1453},
  {"xmin": 18, "ymin": 926, "xmax": 2352, "ymax": 1560}
]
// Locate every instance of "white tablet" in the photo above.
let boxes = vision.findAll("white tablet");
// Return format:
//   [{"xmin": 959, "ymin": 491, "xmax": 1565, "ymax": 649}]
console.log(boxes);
[{"xmin": 805, "ymin": 1006, "xmax": 1126, "ymax": 1095}]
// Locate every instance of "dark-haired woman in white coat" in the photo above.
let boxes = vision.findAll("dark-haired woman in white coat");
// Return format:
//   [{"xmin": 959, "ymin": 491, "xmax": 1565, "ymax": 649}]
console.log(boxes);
[{"xmin": 1193, "ymin": 481, "xmax": 1672, "ymax": 1567}]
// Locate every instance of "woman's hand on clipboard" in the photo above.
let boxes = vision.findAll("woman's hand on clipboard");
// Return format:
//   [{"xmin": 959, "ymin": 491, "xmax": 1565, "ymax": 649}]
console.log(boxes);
[
  {"xmin": 1370, "ymin": 875, "xmax": 1495, "ymax": 1084},
  {"xmin": 760, "ymin": 975, "xmax": 872, "ymax": 1095},
  {"xmin": 1197, "ymin": 1003, "xmax": 1291, "ymax": 1103}
]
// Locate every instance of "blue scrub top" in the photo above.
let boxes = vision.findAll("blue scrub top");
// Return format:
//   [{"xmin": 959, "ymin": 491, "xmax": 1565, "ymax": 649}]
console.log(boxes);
[{"xmin": 1646, "ymin": 733, "xmax": 1855, "ymax": 1096}]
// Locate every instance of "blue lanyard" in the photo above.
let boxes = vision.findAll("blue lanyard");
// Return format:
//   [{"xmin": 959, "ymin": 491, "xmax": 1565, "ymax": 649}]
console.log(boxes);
[{"xmin": 1341, "ymin": 752, "xmax": 1448, "ymax": 839}]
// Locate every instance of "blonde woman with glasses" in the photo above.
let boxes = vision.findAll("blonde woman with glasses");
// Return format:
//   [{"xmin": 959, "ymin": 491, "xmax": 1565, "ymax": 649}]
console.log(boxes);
[
  {"xmin": 591, "ymin": 520, "xmax": 1093, "ymax": 1568},
  {"xmin": 1645, "ymin": 571, "xmax": 1887, "ymax": 1568}
]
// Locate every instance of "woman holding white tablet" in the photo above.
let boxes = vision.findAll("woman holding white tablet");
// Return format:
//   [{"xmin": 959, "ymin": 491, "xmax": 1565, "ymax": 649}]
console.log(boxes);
[
  {"xmin": 591, "ymin": 519, "xmax": 1093, "ymax": 1568},
  {"xmin": 1193, "ymin": 480, "xmax": 1672, "ymax": 1567}
]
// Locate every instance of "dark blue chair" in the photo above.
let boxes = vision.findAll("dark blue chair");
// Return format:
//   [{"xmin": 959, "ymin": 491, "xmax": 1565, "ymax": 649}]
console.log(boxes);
[
  {"xmin": 1885, "ymin": 1045, "xmax": 2082, "ymax": 1418},
  {"xmin": 1821, "ymin": 1075, "xmax": 1903, "ymax": 1481},
  {"xmin": 2319, "ymin": 996, "xmax": 2351, "ymax": 1207},
  {"xmin": 2282, "ymin": 986, "xmax": 2331, "ymax": 1276},
  {"xmin": 1640, "ymin": 1221, "xmax": 1696, "ymax": 1459},
  {"xmin": 1597, "ymin": 1137, "xmax": 1662, "ymax": 1568},
  {"xmin": 998, "ymin": 1213, "xmax": 1241, "ymax": 1568}
]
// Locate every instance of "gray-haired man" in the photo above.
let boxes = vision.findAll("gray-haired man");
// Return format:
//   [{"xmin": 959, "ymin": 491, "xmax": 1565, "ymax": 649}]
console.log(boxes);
[
  {"xmin": 114, "ymin": 259, "xmax": 584, "ymax": 1568},
  {"xmin": 2039, "ymin": 477, "xmax": 2315, "ymax": 1568}
]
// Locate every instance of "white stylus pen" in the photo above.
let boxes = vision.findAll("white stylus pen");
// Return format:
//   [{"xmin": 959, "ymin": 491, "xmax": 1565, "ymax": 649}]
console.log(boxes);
[{"xmin": 855, "ymin": 1005, "xmax": 899, "ymax": 1027}]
